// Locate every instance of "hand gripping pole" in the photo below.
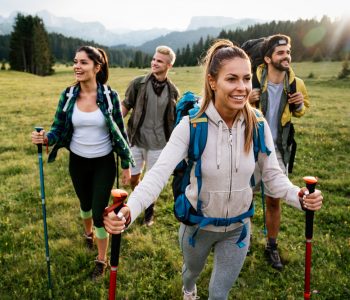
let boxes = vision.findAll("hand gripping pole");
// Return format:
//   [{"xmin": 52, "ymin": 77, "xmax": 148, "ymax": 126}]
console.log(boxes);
[
  {"xmin": 104, "ymin": 189, "xmax": 128, "ymax": 300},
  {"xmin": 302, "ymin": 176, "xmax": 318, "ymax": 300}
]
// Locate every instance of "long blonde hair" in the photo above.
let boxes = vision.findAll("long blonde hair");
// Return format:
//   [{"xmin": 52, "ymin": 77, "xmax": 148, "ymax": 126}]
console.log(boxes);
[{"xmin": 199, "ymin": 39, "xmax": 258, "ymax": 153}]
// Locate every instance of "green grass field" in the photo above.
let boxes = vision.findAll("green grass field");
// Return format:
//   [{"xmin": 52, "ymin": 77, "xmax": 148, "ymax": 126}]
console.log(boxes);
[{"xmin": 0, "ymin": 62, "xmax": 349, "ymax": 299}]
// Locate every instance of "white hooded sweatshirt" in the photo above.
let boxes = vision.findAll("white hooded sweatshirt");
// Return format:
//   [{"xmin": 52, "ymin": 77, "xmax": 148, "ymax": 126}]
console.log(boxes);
[{"xmin": 127, "ymin": 101, "xmax": 302, "ymax": 232}]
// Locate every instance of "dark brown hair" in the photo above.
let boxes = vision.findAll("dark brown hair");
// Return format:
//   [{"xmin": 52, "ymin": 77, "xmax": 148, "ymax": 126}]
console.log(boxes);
[
  {"xmin": 263, "ymin": 34, "xmax": 291, "ymax": 59},
  {"xmin": 76, "ymin": 46, "xmax": 109, "ymax": 84}
]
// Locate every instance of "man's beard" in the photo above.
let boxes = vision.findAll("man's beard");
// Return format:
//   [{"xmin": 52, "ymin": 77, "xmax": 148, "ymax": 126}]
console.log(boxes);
[{"xmin": 271, "ymin": 59, "xmax": 290, "ymax": 72}]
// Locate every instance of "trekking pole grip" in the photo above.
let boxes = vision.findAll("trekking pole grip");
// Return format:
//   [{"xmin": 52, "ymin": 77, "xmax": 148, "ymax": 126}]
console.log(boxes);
[
  {"xmin": 303, "ymin": 176, "xmax": 318, "ymax": 239},
  {"xmin": 104, "ymin": 189, "xmax": 128, "ymax": 216},
  {"xmin": 35, "ymin": 126, "xmax": 44, "ymax": 153}
]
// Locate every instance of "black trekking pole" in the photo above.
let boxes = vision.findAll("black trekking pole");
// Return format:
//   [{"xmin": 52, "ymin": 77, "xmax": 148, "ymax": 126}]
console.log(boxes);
[
  {"xmin": 116, "ymin": 155, "xmax": 119, "ymax": 189},
  {"xmin": 104, "ymin": 188, "xmax": 128, "ymax": 300},
  {"xmin": 300, "ymin": 176, "xmax": 318, "ymax": 300},
  {"xmin": 34, "ymin": 127, "xmax": 53, "ymax": 298}
]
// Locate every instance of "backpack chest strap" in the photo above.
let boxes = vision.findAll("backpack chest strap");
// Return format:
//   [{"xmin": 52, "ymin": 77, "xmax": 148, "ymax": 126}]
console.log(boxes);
[
  {"xmin": 188, "ymin": 203, "xmax": 255, "ymax": 248},
  {"xmin": 63, "ymin": 86, "xmax": 75, "ymax": 112}
]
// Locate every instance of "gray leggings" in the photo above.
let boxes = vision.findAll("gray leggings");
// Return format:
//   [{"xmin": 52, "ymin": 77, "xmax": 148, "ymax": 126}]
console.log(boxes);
[{"xmin": 179, "ymin": 222, "xmax": 250, "ymax": 300}]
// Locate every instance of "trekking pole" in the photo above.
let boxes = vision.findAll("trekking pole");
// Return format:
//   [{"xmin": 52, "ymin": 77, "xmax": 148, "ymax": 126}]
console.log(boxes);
[
  {"xmin": 104, "ymin": 188, "xmax": 128, "ymax": 300},
  {"xmin": 34, "ymin": 127, "xmax": 53, "ymax": 298},
  {"xmin": 300, "ymin": 176, "xmax": 318, "ymax": 300},
  {"xmin": 116, "ymin": 155, "xmax": 119, "ymax": 189}
]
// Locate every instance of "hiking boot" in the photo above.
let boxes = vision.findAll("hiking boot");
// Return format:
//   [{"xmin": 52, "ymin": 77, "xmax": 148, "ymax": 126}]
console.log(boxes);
[
  {"xmin": 183, "ymin": 285, "xmax": 199, "ymax": 300},
  {"xmin": 83, "ymin": 232, "xmax": 94, "ymax": 250},
  {"xmin": 144, "ymin": 216, "xmax": 154, "ymax": 227},
  {"xmin": 265, "ymin": 243, "xmax": 283, "ymax": 271},
  {"xmin": 144, "ymin": 204, "xmax": 154, "ymax": 226},
  {"xmin": 92, "ymin": 257, "xmax": 107, "ymax": 281}
]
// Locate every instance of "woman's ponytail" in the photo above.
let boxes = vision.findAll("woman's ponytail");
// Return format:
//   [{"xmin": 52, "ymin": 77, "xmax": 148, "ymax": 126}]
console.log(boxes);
[{"xmin": 96, "ymin": 48, "xmax": 109, "ymax": 84}]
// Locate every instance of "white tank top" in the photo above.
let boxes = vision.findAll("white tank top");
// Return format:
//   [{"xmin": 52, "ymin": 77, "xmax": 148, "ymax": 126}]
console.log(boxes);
[{"xmin": 70, "ymin": 102, "xmax": 112, "ymax": 158}]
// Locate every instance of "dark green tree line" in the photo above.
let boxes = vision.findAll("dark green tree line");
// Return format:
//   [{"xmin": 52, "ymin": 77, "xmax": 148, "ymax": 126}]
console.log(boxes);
[
  {"xmin": 131, "ymin": 50, "xmax": 152, "ymax": 68},
  {"xmin": 0, "ymin": 35, "xmax": 10, "ymax": 61},
  {"xmin": 2, "ymin": 13, "xmax": 151, "ymax": 72},
  {"xmin": 48, "ymin": 33, "xmax": 153, "ymax": 67},
  {"xmin": 3, "ymin": 30, "xmax": 151, "ymax": 69},
  {"xmin": 176, "ymin": 35, "xmax": 214, "ymax": 66},
  {"xmin": 175, "ymin": 17, "xmax": 350, "ymax": 66},
  {"xmin": 9, "ymin": 13, "xmax": 54, "ymax": 75}
]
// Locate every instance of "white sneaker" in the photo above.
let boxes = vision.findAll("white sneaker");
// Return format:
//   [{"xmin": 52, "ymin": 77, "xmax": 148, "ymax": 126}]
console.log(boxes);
[{"xmin": 183, "ymin": 285, "xmax": 199, "ymax": 300}]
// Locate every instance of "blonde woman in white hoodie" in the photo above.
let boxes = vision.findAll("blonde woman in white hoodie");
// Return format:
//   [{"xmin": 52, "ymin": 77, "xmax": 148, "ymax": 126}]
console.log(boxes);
[{"xmin": 104, "ymin": 39, "xmax": 323, "ymax": 300}]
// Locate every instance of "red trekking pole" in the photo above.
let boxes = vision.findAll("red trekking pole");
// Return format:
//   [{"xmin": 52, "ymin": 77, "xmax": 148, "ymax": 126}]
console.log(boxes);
[
  {"xmin": 104, "ymin": 188, "xmax": 128, "ymax": 300},
  {"xmin": 300, "ymin": 176, "xmax": 318, "ymax": 300}
]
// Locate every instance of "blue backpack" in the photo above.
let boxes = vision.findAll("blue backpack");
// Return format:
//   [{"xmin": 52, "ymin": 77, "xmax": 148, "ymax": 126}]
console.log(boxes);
[{"xmin": 172, "ymin": 91, "xmax": 271, "ymax": 248}]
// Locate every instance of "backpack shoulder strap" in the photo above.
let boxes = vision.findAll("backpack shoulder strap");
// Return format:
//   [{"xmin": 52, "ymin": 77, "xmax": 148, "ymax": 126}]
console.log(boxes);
[
  {"xmin": 252, "ymin": 109, "xmax": 271, "ymax": 162},
  {"xmin": 185, "ymin": 109, "xmax": 208, "ymax": 215},
  {"xmin": 102, "ymin": 84, "xmax": 125, "ymax": 140},
  {"xmin": 188, "ymin": 109, "xmax": 208, "ymax": 162},
  {"xmin": 286, "ymin": 76, "xmax": 297, "ymax": 111},
  {"xmin": 252, "ymin": 72, "xmax": 261, "ymax": 90},
  {"xmin": 103, "ymin": 84, "xmax": 113, "ymax": 115},
  {"xmin": 290, "ymin": 78, "xmax": 297, "ymax": 95},
  {"xmin": 63, "ymin": 86, "xmax": 75, "ymax": 112},
  {"xmin": 251, "ymin": 109, "xmax": 271, "ymax": 186},
  {"xmin": 285, "ymin": 70, "xmax": 297, "ymax": 95}
]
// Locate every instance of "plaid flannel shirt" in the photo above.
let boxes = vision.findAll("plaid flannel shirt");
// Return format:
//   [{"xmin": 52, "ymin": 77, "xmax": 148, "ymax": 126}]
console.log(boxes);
[{"xmin": 46, "ymin": 82, "xmax": 134, "ymax": 169}]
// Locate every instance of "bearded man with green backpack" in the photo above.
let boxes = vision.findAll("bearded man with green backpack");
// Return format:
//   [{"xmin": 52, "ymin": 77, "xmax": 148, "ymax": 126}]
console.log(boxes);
[{"xmin": 244, "ymin": 34, "xmax": 310, "ymax": 270}]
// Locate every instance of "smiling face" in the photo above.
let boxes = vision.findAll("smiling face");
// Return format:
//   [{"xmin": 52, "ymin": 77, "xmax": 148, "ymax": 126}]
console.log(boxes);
[
  {"xmin": 209, "ymin": 57, "xmax": 252, "ymax": 118},
  {"xmin": 265, "ymin": 44, "xmax": 291, "ymax": 72},
  {"xmin": 73, "ymin": 51, "xmax": 100, "ymax": 83},
  {"xmin": 151, "ymin": 52, "xmax": 172, "ymax": 77}
]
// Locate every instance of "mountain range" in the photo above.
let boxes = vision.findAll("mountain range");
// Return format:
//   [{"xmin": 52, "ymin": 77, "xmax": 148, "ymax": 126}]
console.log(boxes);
[{"xmin": 0, "ymin": 10, "xmax": 264, "ymax": 51}]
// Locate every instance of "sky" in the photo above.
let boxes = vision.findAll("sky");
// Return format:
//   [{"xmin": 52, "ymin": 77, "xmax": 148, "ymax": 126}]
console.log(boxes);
[{"xmin": 0, "ymin": 0, "xmax": 348, "ymax": 31}]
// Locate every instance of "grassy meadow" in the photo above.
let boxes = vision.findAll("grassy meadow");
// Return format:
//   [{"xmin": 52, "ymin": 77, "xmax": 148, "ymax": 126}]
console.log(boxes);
[{"xmin": 0, "ymin": 61, "xmax": 349, "ymax": 299}]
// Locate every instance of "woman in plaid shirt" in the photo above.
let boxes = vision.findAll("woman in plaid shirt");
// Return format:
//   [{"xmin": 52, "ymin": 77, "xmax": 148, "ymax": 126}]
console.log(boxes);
[{"xmin": 31, "ymin": 46, "xmax": 134, "ymax": 280}]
